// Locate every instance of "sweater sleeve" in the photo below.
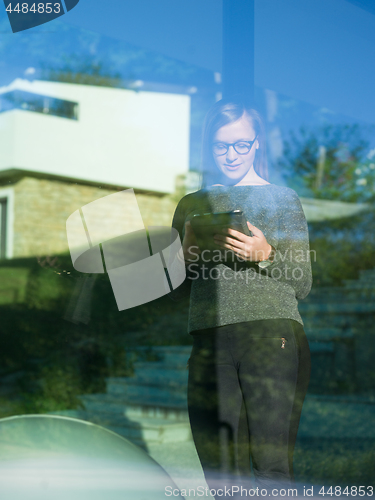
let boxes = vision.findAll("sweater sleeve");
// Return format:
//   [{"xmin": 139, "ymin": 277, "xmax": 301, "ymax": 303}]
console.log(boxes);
[{"xmin": 262, "ymin": 188, "xmax": 312, "ymax": 300}]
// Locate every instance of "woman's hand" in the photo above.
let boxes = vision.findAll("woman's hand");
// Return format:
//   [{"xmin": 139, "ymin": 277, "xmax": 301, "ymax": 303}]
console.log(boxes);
[
  {"xmin": 213, "ymin": 222, "xmax": 272, "ymax": 262},
  {"xmin": 181, "ymin": 221, "xmax": 201, "ymax": 263}
]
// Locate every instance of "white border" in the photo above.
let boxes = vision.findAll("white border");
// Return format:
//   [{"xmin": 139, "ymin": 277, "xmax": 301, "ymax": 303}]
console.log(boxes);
[{"xmin": 0, "ymin": 187, "xmax": 14, "ymax": 258}]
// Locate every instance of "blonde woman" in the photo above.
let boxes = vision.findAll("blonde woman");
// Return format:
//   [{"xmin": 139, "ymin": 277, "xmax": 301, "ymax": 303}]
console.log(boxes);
[{"xmin": 170, "ymin": 99, "xmax": 312, "ymax": 495}]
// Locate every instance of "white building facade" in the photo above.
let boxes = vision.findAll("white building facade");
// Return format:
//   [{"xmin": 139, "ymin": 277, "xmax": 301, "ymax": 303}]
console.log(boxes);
[{"xmin": 0, "ymin": 79, "xmax": 191, "ymax": 194}]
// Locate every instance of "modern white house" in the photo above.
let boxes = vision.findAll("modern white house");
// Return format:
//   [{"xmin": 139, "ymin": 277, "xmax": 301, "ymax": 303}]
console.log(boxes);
[
  {"xmin": 0, "ymin": 79, "xmax": 191, "ymax": 194},
  {"xmin": 0, "ymin": 79, "xmax": 191, "ymax": 259}
]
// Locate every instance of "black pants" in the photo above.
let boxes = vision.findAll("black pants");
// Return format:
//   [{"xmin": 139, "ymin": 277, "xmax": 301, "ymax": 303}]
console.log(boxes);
[{"xmin": 188, "ymin": 319, "xmax": 311, "ymax": 494}]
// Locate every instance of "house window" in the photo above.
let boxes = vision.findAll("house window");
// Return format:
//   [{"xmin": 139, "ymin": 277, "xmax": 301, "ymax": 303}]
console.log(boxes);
[
  {"xmin": 0, "ymin": 198, "xmax": 7, "ymax": 259},
  {"xmin": 0, "ymin": 90, "xmax": 79, "ymax": 120}
]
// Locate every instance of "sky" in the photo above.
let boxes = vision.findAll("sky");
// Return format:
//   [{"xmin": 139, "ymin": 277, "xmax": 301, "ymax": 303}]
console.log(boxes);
[{"xmin": 1, "ymin": 0, "xmax": 374, "ymax": 124}]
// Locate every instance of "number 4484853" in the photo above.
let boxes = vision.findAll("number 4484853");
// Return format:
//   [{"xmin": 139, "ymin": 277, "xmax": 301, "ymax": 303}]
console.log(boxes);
[
  {"xmin": 6, "ymin": 3, "xmax": 61, "ymax": 14},
  {"xmin": 318, "ymin": 486, "xmax": 373, "ymax": 496}
]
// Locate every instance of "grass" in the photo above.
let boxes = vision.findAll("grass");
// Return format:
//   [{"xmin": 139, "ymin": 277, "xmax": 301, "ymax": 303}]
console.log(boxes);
[{"xmin": 294, "ymin": 439, "xmax": 375, "ymax": 487}]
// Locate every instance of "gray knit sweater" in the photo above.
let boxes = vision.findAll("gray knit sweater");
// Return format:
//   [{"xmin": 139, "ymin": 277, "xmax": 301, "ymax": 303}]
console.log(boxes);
[{"xmin": 170, "ymin": 184, "xmax": 312, "ymax": 333}]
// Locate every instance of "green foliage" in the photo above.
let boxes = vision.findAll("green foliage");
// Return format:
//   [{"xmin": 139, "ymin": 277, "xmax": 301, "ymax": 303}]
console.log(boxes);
[
  {"xmin": 1, "ymin": 255, "xmax": 374, "ymax": 486},
  {"xmin": 18, "ymin": 365, "xmax": 85, "ymax": 414},
  {"xmin": 0, "ymin": 253, "xmax": 190, "ymax": 416},
  {"xmin": 308, "ymin": 209, "xmax": 375, "ymax": 286},
  {"xmin": 295, "ymin": 440, "xmax": 375, "ymax": 486},
  {"xmin": 279, "ymin": 124, "xmax": 375, "ymax": 202},
  {"xmin": 43, "ymin": 60, "xmax": 123, "ymax": 88}
]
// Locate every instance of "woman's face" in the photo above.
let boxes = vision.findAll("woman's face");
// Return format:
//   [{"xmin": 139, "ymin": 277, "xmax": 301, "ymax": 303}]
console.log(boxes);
[{"xmin": 212, "ymin": 114, "xmax": 259, "ymax": 184}]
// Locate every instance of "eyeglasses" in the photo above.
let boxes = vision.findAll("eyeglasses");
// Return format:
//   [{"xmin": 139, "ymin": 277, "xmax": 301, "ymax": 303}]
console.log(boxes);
[{"xmin": 212, "ymin": 137, "xmax": 258, "ymax": 156}]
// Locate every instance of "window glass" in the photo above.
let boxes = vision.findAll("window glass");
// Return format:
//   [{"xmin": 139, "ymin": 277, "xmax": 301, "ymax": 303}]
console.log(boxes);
[{"xmin": 0, "ymin": 1, "xmax": 374, "ymax": 495}]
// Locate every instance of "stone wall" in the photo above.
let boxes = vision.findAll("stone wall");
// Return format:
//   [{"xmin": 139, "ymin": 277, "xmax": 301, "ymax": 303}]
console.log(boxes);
[{"xmin": 7, "ymin": 176, "xmax": 178, "ymax": 258}]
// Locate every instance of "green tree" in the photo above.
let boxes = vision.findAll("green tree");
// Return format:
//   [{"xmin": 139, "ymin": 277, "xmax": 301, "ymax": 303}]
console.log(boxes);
[
  {"xmin": 279, "ymin": 124, "xmax": 375, "ymax": 202},
  {"xmin": 41, "ymin": 59, "xmax": 123, "ymax": 88}
]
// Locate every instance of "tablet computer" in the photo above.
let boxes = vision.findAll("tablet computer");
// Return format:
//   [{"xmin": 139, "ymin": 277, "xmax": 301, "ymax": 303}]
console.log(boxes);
[{"xmin": 190, "ymin": 210, "xmax": 252, "ymax": 255}]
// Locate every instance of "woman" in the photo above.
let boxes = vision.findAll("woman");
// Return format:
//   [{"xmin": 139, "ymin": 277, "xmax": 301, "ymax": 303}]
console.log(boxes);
[{"xmin": 170, "ymin": 99, "xmax": 312, "ymax": 494}]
